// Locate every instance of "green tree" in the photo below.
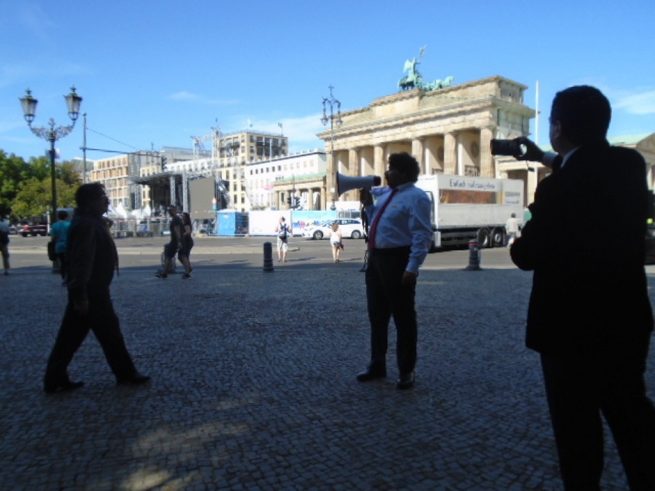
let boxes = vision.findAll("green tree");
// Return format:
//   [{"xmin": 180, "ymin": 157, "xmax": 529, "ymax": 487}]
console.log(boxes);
[
  {"xmin": 0, "ymin": 150, "xmax": 30, "ymax": 217},
  {"xmin": 0, "ymin": 149, "xmax": 83, "ymax": 219},
  {"xmin": 59, "ymin": 161, "xmax": 82, "ymax": 186},
  {"xmin": 26, "ymin": 156, "xmax": 51, "ymax": 181},
  {"xmin": 12, "ymin": 177, "xmax": 79, "ymax": 219}
]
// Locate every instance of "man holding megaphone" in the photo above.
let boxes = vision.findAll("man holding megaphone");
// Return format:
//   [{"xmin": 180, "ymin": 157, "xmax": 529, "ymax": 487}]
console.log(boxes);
[{"xmin": 355, "ymin": 152, "xmax": 432, "ymax": 390}]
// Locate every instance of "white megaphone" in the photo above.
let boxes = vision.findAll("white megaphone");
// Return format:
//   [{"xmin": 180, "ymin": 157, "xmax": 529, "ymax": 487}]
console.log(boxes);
[{"xmin": 336, "ymin": 172, "xmax": 382, "ymax": 196}]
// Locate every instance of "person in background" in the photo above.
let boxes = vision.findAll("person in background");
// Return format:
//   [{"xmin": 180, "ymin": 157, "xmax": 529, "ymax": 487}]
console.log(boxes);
[
  {"xmin": 156, "ymin": 205, "xmax": 182, "ymax": 278},
  {"xmin": 275, "ymin": 216, "xmax": 291, "ymax": 263},
  {"xmin": 505, "ymin": 212, "xmax": 520, "ymax": 247},
  {"xmin": 178, "ymin": 212, "xmax": 194, "ymax": 279},
  {"xmin": 510, "ymin": 85, "xmax": 655, "ymax": 490},
  {"xmin": 330, "ymin": 222, "xmax": 344, "ymax": 263},
  {"xmin": 43, "ymin": 183, "xmax": 150, "ymax": 394},
  {"xmin": 50, "ymin": 210, "xmax": 71, "ymax": 283},
  {"xmin": 357, "ymin": 152, "xmax": 432, "ymax": 390},
  {"xmin": 0, "ymin": 216, "xmax": 10, "ymax": 275}
]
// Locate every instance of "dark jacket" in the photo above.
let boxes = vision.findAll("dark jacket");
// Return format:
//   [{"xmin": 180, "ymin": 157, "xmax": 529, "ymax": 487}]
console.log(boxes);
[
  {"xmin": 510, "ymin": 142, "xmax": 653, "ymax": 356},
  {"xmin": 66, "ymin": 212, "xmax": 118, "ymax": 301}
]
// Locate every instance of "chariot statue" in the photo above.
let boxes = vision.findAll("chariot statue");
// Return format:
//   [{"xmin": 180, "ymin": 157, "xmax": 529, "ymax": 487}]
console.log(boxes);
[{"xmin": 397, "ymin": 46, "xmax": 454, "ymax": 92}]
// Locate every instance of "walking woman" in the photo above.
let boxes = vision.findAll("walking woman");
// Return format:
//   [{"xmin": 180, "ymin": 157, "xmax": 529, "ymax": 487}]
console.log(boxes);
[
  {"xmin": 330, "ymin": 222, "xmax": 343, "ymax": 263},
  {"xmin": 178, "ymin": 212, "xmax": 194, "ymax": 279}
]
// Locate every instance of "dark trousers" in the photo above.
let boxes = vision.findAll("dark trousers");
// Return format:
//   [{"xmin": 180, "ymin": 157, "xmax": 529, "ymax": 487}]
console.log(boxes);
[
  {"xmin": 55, "ymin": 252, "xmax": 67, "ymax": 280},
  {"xmin": 540, "ymin": 335, "xmax": 655, "ymax": 491},
  {"xmin": 365, "ymin": 247, "xmax": 416, "ymax": 374},
  {"xmin": 44, "ymin": 289, "xmax": 137, "ymax": 385}
]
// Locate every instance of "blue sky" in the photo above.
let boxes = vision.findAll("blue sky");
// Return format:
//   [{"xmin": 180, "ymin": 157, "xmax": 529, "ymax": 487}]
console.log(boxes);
[{"xmin": 1, "ymin": 0, "xmax": 654, "ymax": 162}]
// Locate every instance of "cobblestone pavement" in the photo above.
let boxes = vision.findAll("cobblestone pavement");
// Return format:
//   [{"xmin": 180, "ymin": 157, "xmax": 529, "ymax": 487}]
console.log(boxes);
[{"xmin": 1, "ymin": 239, "xmax": 654, "ymax": 490}]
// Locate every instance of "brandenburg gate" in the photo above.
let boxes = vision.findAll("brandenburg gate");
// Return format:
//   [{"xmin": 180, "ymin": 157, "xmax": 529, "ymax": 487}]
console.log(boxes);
[{"xmin": 317, "ymin": 76, "xmax": 542, "ymax": 206}]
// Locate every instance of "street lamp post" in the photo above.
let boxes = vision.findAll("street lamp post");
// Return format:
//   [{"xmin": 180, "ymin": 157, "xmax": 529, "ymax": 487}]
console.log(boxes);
[
  {"xmin": 19, "ymin": 87, "xmax": 83, "ymax": 225},
  {"xmin": 321, "ymin": 85, "xmax": 342, "ymax": 210}
]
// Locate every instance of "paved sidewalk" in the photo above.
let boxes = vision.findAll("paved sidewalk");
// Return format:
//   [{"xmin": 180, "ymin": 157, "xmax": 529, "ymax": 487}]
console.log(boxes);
[{"xmin": 1, "ymin": 256, "xmax": 653, "ymax": 490}]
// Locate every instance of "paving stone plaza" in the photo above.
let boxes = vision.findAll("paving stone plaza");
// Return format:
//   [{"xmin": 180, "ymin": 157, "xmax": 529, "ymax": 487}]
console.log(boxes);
[{"xmin": 1, "ymin": 237, "xmax": 653, "ymax": 490}]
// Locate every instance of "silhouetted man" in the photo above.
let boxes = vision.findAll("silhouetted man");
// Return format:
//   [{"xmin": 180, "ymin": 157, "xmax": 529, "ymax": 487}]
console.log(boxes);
[
  {"xmin": 44, "ymin": 183, "xmax": 150, "ymax": 393},
  {"xmin": 511, "ymin": 86, "xmax": 655, "ymax": 490},
  {"xmin": 357, "ymin": 153, "xmax": 432, "ymax": 390}
]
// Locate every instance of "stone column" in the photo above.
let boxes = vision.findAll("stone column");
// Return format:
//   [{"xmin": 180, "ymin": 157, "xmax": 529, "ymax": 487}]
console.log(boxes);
[
  {"xmin": 374, "ymin": 144, "xmax": 386, "ymax": 177},
  {"xmin": 348, "ymin": 149, "xmax": 358, "ymax": 177},
  {"xmin": 412, "ymin": 138, "xmax": 425, "ymax": 175},
  {"xmin": 361, "ymin": 147, "xmax": 375, "ymax": 176},
  {"xmin": 479, "ymin": 128, "xmax": 494, "ymax": 177},
  {"xmin": 169, "ymin": 175, "xmax": 177, "ymax": 205},
  {"xmin": 444, "ymin": 133, "xmax": 457, "ymax": 175}
]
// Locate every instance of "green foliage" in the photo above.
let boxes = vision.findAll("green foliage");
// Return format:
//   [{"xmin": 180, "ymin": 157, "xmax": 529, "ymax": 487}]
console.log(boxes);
[
  {"xmin": 11, "ymin": 177, "xmax": 79, "ymax": 218},
  {"xmin": 27, "ymin": 156, "xmax": 51, "ymax": 181},
  {"xmin": 0, "ymin": 149, "xmax": 82, "ymax": 219},
  {"xmin": 0, "ymin": 150, "xmax": 30, "ymax": 217}
]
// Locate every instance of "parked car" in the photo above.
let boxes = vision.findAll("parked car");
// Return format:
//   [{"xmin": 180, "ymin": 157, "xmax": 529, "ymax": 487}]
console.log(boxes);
[
  {"xmin": 8, "ymin": 224, "xmax": 18, "ymax": 235},
  {"xmin": 20, "ymin": 223, "xmax": 48, "ymax": 237},
  {"xmin": 303, "ymin": 218, "xmax": 365, "ymax": 240}
]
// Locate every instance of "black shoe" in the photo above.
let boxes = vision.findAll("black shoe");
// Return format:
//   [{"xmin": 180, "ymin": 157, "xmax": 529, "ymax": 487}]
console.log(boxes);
[
  {"xmin": 356, "ymin": 366, "xmax": 386, "ymax": 382},
  {"xmin": 117, "ymin": 372, "xmax": 151, "ymax": 386},
  {"xmin": 396, "ymin": 371, "xmax": 415, "ymax": 390},
  {"xmin": 181, "ymin": 273, "xmax": 191, "ymax": 279},
  {"xmin": 44, "ymin": 380, "xmax": 84, "ymax": 394},
  {"xmin": 155, "ymin": 272, "xmax": 167, "ymax": 279}
]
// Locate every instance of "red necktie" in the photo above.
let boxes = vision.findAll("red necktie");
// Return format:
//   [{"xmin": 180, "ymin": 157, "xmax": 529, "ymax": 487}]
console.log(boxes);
[{"xmin": 367, "ymin": 189, "xmax": 398, "ymax": 250}]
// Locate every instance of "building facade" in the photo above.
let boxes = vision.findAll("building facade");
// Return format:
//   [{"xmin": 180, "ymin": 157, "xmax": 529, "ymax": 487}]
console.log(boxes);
[
  {"xmin": 317, "ymin": 76, "xmax": 540, "ymax": 205},
  {"xmin": 249, "ymin": 150, "xmax": 327, "ymax": 210},
  {"xmin": 88, "ymin": 154, "xmax": 130, "ymax": 210}
]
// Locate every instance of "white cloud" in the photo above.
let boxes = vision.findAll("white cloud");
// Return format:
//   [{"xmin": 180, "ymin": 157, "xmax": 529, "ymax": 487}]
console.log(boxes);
[
  {"xmin": 614, "ymin": 89, "xmax": 655, "ymax": 115},
  {"xmin": 169, "ymin": 91, "xmax": 199, "ymax": 101}
]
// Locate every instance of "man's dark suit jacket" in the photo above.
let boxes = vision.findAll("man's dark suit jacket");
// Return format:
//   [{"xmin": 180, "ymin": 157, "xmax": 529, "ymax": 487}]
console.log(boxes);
[{"xmin": 510, "ymin": 141, "xmax": 653, "ymax": 356}]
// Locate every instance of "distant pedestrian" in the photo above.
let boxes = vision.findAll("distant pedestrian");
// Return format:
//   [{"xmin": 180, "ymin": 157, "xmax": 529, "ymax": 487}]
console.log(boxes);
[
  {"xmin": 50, "ymin": 210, "xmax": 71, "ymax": 282},
  {"xmin": 505, "ymin": 213, "xmax": 520, "ymax": 247},
  {"xmin": 510, "ymin": 86, "xmax": 655, "ymax": 489},
  {"xmin": 156, "ymin": 205, "xmax": 182, "ymax": 278},
  {"xmin": 0, "ymin": 216, "xmax": 10, "ymax": 275},
  {"xmin": 178, "ymin": 212, "xmax": 194, "ymax": 279},
  {"xmin": 330, "ymin": 222, "xmax": 343, "ymax": 263},
  {"xmin": 275, "ymin": 216, "xmax": 291, "ymax": 263},
  {"xmin": 43, "ymin": 183, "xmax": 150, "ymax": 394}
]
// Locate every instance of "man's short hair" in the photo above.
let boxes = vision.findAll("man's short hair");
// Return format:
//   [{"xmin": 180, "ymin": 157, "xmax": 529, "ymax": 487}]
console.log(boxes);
[
  {"xmin": 388, "ymin": 152, "xmax": 420, "ymax": 182},
  {"xmin": 75, "ymin": 183, "xmax": 106, "ymax": 208},
  {"xmin": 551, "ymin": 85, "xmax": 611, "ymax": 145},
  {"xmin": 57, "ymin": 210, "xmax": 68, "ymax": 220}
]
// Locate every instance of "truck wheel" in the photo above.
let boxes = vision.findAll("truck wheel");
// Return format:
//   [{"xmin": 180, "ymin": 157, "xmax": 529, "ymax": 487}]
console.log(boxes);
[
  {"xmin": 491, "ymin": 228, "xmax": 505, "ymax": 247},
  {"xmin": 351, "ymin": 230, "xmax": 361, "ymax": 239},
  {"xmin": 477, "ymin": 228, "xmax": 491, "ymax": 248},
  {"xmin": 313, "ymin": 230, "xmax": 323, "ymax": 240}
]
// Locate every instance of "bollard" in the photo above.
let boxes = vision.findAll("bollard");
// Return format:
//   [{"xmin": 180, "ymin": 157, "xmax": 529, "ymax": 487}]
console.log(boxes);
[
  {"xmin": 465, "ymin": 239, "xmax": 481, "ymax": 271},
  {"xmin": 263, "ymin": 242, "xmax": 274, "ymax": 272}
]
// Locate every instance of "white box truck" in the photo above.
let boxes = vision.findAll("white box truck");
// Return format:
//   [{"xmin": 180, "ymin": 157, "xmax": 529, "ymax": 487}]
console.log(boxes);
[{"xmin": 415, "ymin": 174, "xmax": 524, "ymax": 250}]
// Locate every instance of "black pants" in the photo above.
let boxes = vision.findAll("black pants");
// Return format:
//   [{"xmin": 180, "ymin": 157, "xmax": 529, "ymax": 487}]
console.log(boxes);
[
  {"xmin": 540, "ymin": 335, "xmax": 655, "ymax": 490},
  {"xmin": 55, "ymin": 252, "xmax": 67, "ymax": 280},
  {"xmin": 365, "ymin": 247, "xmax": 416, "ymax": 375},
  {"xmin": 44, "ymin": 288, "xmax": 137, "ymax": 385}
]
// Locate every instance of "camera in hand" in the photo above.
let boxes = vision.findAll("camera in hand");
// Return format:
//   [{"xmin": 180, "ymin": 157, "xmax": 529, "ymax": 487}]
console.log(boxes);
[{"xmin": 490, "ymin": 139, "xmax": 521, "ymax": 156}]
